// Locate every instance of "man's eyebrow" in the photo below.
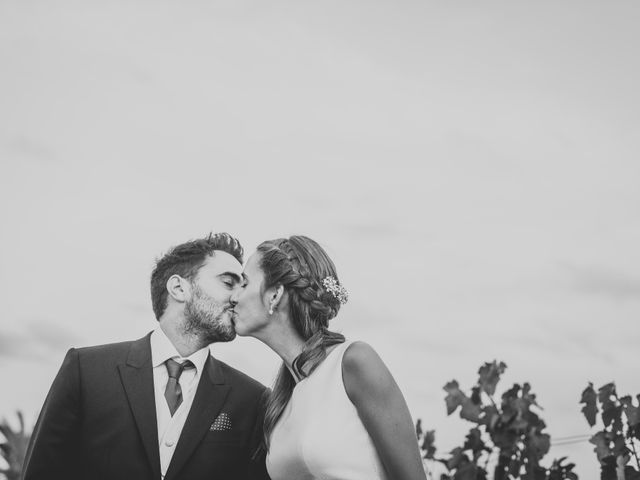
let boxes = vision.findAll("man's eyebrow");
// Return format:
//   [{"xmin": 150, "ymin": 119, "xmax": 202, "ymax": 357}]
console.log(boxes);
[{"xmin": 218, "ymin": 272, "xmax": 242, "ymax": 282}]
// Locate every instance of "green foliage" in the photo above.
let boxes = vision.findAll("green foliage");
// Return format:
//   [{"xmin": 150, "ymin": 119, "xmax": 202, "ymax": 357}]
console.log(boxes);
[
  {"xmin": 418, "ymin": 361, "xmax": 577, "ymax": 480},
  {"xmin": 580, "ymin": 382, "xmax": 640, "ymax": 480},
  {"xmin": 0, "ymin": 411, "xmax": 30, "ymax": 480}
]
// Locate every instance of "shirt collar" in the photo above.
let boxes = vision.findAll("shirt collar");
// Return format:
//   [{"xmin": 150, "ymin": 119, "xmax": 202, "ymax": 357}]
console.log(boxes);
[{"xmin": 150, "ymin": 325, "xmax": 210, "ymax": 374}]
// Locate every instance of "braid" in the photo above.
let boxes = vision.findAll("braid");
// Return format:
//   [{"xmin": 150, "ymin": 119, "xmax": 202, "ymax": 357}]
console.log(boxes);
[
  {"xmin": 281, "ymin": 238, "xmax": 340, "ymax": 323},
  {"xmin": 259, "ymin": 236, "xmax": 346, "ymax": 450}
]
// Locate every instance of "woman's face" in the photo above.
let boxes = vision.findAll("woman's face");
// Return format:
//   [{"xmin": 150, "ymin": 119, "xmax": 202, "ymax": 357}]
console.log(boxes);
[{"xmin": 230, "ymin": 252, "xmax": 270, "ymax": 337}]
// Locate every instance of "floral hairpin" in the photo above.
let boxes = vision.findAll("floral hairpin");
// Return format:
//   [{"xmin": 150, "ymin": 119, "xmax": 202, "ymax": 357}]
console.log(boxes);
[{"xmin": 322, "ymin": 276, "xmax": 349, "ymax": 305}]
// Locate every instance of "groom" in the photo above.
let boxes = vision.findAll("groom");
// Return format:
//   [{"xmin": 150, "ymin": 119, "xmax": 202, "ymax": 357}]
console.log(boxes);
[{"xmin": 22, "ymin": 232, "xmax": 269, "ymax": 480}]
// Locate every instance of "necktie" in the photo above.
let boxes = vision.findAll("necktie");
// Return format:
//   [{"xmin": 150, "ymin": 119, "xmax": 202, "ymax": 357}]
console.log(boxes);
[{"xmin": 164, "ymin": 358, "xmax": 194, "ymax": 416}]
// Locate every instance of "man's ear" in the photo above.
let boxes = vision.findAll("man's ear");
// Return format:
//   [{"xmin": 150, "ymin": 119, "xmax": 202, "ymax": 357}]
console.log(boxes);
[{"xmin": 167, "ymin": 275, "xmax": 188, "ymax": 303}]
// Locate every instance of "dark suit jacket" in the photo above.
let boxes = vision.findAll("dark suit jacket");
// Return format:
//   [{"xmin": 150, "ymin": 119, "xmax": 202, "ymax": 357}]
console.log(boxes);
[{"xmin": 22, "ymin": 333, "xmax": 270, "ymax": 480}]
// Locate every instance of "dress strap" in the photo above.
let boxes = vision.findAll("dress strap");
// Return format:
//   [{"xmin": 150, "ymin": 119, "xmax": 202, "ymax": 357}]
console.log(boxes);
[{"xmin": 320, "ymin": 339, "xmax": 353, "ymax": 374}]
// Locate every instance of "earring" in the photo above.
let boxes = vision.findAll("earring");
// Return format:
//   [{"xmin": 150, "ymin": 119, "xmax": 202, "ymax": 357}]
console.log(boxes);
[{"xmin": 268, "ymin": 306, "xmax": 274, "ymax": 315}]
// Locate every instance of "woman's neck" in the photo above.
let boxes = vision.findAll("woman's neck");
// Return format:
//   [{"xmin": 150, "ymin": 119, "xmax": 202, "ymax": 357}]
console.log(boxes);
[{"xmin": 259, "ymin": 321, "xmax": 307, "ymax": 382}]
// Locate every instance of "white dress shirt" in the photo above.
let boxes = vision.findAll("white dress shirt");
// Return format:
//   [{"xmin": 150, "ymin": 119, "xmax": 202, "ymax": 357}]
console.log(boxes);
[{"xmin": 150, "ymin": 326, "xmax": 210, "ymax": 479}]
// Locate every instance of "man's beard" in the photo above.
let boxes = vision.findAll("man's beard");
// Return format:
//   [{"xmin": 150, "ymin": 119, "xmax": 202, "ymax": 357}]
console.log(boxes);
[{"xmin": 183, "ymin": 284, "xmax": 236, "ymax": 343}]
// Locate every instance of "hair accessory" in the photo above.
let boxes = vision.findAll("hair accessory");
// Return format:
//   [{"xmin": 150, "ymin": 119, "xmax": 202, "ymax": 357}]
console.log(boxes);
[{"xmin": 322, "ymin": 276, "xmax": 349, "ymax": 305}]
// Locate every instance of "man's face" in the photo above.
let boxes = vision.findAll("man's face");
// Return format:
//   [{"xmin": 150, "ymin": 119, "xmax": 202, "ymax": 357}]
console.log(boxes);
[{"xmin": 183, "ymin": 251, "xmax": 243, "ymax": 343}]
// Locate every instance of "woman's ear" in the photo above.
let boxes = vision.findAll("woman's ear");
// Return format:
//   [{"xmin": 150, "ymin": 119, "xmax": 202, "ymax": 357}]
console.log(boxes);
[{"xmin": 268, "ymin": 285, "xmax": 285, "ymax": 315}]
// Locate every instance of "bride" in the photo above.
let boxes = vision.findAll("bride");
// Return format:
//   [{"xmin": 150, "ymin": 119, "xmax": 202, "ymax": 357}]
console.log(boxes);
[{"xmin": 230, "ymin": 235, "xmax": 426, "ymax": 480}]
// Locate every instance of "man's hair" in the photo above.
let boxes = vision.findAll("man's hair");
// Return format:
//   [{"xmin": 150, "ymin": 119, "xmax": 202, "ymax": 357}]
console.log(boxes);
[{"xmin": 150, "ymin": 232, "xmax": 243, "ymax": 320}]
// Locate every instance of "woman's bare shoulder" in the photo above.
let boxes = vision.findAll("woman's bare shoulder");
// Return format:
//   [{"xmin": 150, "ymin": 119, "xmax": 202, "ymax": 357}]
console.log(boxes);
[{"xmin": 342, "ymin": 341, "xmax": 394, "ymax": 402}]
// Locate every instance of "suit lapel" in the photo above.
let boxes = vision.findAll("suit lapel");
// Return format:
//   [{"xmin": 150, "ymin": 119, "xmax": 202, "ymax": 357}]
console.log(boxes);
[
  {"xmin": 118, "ymin": 334, "xmax": 162, "ymax": 480},
  {"xmin": 164, "ymin": 355, "xmax": 231, "ymax": 480}
]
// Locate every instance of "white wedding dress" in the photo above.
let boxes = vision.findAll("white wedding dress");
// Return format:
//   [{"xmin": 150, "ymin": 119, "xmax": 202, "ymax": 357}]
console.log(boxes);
[{"xmin": 266, "ymin": 340, "xmax": 389, "ymax": 480}]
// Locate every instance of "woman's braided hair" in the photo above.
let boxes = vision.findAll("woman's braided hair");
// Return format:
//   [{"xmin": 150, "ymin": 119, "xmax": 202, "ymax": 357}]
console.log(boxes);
[{"xmin": 258, "ymin": 235, "xmax": 345, "ymax": 450}]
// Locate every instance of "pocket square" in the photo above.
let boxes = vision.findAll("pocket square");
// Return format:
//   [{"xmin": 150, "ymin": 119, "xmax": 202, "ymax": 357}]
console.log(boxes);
[{"xmin": 210, "ymin": 412, "xmax": 232, "ymax": 431}]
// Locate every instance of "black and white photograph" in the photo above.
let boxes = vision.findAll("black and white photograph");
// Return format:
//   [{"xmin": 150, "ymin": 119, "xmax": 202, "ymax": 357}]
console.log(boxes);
[{"xmin": 1, "ymin": 2, "xmax": 639, "ymax": 479}]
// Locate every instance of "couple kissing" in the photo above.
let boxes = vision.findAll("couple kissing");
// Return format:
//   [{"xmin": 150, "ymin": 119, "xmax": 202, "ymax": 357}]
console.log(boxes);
[{"xmin": 22, "ymin": 232, "xmax": 426, "ymax": 480}]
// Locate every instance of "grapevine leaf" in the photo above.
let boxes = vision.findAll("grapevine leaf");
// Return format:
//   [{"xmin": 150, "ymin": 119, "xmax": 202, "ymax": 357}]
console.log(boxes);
[
  {"xmin": 463, "ymin": 427, "xmax": 486, "ymax": 457},
  {"xmin": 471, "ymin": 386, "xmax": 482, "ymax": 406},
  {"xmin": 611, "ymin": 433, "xmax": 629, "ymax": 458},
  {"xmin": 590, "ymin": 431, "xmax": 614, "ymax": 463},
  {"xmin": 510, "ymin": 418, "xmax": 529, "ymax": 433},
  {"xmin": 447, "ymin": 447, "xmax": 468, "ymax": 470},
  {"xmin": 491, "ymin": 428, "xmax": 519, "ymax": 450},
  {"xmin": 620, "ymin": 395, "xmax": 640, "ymax": 427},
  {"xmin": 453, "ymin": 462, "xmax": 479, "ymax": 480},
  {"xmin": 523, "ymin": 410, "xmax": 546, "ymax": 433},
  {"xmin": 499, "ymin": 409, "xmax": 518, "ymax": 428},
  {"xmin": 522, "ymin": 465, "xmax": 547, "ymax": 480},
  {"xmin": 522, "ymin": 383, "xmax": 540, "ymax": 408},
  {"xmin": 478, "ymin": 361, "xmax": 507, "ymax": 396},
  {"xmin": 460, "ymin": 397, "xmax": 483, "ymax": 424},
  {"xmin": 482, "ymin": 405, "xmax": 500, "ymax": 430},
  {"xmin": 444, "ymin": 381, "xmax": 465, "ymax": 416},
  {"xmin": 600, "ymin": 456, "xmax": 617, "ymax": 480},
  {"xmin": 602, "ymin": 403, "xmax": 624, "ymax": 433},
  {"xmin": 502, "ymin": 384, "xmax": 521, "ymax": 402},
  {"xmin": 500, "ymin": 391, "xmax": 519, "ymax": 424},
  {"xmin": 623, "ymin": 466, "xmax": 640, "ymax": 480},
  {"xmin": 508, "ymin": 454, "xmax": 523, "ymax": 477},
  {"xmin": 422, "ymin": 430, "xmax": 437, "ymax": 460},
  {"xmin": 580, "ymin": 382, "xmax": 598, "ymax": 427},
  {"xmin": 598, "ymin": 383, "xmax": 617, "ymax": 404},
  {"xmin": 527, "ymin": 432, "xmax": 550, "ymax": 460},
  {"xmin": 636, "ymin": 394, "xmax": 640, "ymax": 440},
  {"xmin": 547, "ymin": 456, "xmax": 578, "ymax": 480}
]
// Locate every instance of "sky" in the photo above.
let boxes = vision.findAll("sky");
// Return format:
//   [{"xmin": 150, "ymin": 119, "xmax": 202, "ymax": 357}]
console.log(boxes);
[{"xmin": 1, "ymin": 1, "xmax": 639, "ymax": 478}]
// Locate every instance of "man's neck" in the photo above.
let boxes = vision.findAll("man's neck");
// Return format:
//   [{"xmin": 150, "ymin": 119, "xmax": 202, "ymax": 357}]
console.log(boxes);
[{"xmin": 158, "ymin": 318, "xmax": 207, "ymax": 357}]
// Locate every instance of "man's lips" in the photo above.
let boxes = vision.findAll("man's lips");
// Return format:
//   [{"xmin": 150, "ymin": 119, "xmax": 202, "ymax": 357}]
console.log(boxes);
[{"xmin": 229, "ymin": 310, "xmax": 238, "ymax": 328}]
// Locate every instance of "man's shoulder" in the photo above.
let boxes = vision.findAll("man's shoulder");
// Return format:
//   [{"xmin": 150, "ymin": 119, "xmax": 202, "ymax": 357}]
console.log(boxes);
[
  {"xmin": 214, "ymin": 358, "xmax": 267, "ymax": 393},
  {"xmin": 73, "ymin": 334, "xmax": 150, "ymax": 361}
]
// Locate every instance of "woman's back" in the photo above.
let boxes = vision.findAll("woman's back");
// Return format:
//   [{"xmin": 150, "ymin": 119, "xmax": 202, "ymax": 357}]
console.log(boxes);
[{"xmin": 266, "ymin": 340, "xmax": 389, "ymax": 480}]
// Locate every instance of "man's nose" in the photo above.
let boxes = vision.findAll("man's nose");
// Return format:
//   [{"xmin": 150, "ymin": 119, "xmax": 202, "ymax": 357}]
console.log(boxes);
[{"xmin": 229, "ymin": 290, "xmax": 238, "ymax": 306}]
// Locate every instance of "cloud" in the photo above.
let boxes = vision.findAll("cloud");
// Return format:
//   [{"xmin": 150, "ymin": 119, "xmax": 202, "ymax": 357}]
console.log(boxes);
[
  {"xmin": 0, "ymin": 331, "xmax": 36, "ymax": 359},
  {"xmin": 123, "ymin": 302, "xmax": 150, "ymax": 315},
  {"xmin": 341, "ymin": 221, "xmax": 398, "ymax": 238},
  {"xmin": 26, "ymin": 320, "xmax": 82, "ymax": 352},
  {"xmin": 2, "ymin": 135, "xmax": 57, "ymax": 163},
  {"xmin": 561, "ymin": 263, "xmax": 640, "ymax": 301},
  {"xmin": 0, "ymin": 320, "xmax": 81, "ymax": 361}
]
